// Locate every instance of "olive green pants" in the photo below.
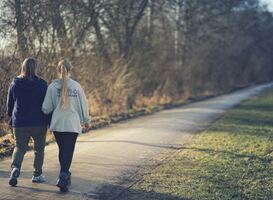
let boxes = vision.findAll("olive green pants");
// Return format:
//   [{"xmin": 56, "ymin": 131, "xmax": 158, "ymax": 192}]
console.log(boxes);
[{"xmin": 11, "ymin": 126, "xmax": 47, "ymax": 176}]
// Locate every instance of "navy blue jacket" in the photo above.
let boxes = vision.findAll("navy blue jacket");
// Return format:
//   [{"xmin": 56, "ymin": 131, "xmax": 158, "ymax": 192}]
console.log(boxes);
[{"xmin": 7, "ymin": 76, "xmax": 48, "ymax": 127}]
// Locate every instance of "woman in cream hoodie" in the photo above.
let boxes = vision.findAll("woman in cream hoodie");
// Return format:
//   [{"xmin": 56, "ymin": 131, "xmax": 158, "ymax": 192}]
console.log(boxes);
[{"xmin": 42, "ymin": 59, "xmax": 91, "ymax": 192}]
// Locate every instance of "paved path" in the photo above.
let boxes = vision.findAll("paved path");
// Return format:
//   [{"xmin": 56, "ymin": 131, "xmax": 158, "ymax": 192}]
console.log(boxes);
[{"xmin": 0, "ymin": 83, "xmax": 272, "ymax": 200}]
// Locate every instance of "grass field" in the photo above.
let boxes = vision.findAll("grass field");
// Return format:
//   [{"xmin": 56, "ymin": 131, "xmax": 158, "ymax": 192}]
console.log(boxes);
[{"xmin": 122, "ymin": 89, "xmax": 273, "ymax": 200}]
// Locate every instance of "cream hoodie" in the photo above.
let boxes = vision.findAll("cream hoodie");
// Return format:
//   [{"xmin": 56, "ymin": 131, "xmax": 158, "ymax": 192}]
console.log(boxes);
[{"xmin": 42, "ymin": 78, "xmax": 91, "ymax": 134}]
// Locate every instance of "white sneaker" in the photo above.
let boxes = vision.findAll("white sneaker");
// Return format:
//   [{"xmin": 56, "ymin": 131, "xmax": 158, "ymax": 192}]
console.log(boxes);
[
  {"xmin": 32, "ymin": 174, "xmax": 46, "ymax": 183},
  {"xmin": 9, "ymin": 167, "xmax": 20, "ymax": 186}
]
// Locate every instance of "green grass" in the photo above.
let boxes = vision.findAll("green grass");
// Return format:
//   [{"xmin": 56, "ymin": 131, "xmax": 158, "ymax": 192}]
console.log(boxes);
[{"xmin": 124, "ymin": 89, "xmax": 273, "ymax": 200}]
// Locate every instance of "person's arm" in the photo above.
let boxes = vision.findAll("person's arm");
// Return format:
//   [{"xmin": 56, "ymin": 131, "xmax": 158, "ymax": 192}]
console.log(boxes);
[
  {"xmin": 41, "ymin": 80, "xmax": 48, "ymax": 100},
  {"xmin": 42, "ymin": 85, "xmax": 54, "ymax": 114},
  {"xmin": 41, "ymin": 81, "xmax": 52, "ymax": 126},
  {"xmin": 7, "ymin": 82, "xmax": 15, "ymax": 118},
  {"xmin": 78, "ymin": 86, "xmax": 91, "ymax": 127}
]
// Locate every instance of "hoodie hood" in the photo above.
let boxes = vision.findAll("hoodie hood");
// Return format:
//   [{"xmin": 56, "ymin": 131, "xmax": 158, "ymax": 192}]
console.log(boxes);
[
  {"xmin": 7, "ymin": 75, "xmax": 48, "ymax": 127},
  {"xmin": 13, "ymin": 76, "xmax": 47, "ymax": 90},
  {"xmin": 51, "ymin": 78, "xmax": 73, "ymax": 89}
]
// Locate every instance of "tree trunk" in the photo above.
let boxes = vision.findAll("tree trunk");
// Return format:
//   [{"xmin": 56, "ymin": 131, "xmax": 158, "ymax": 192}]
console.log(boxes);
[
  {"xmin": 123, "ymin": 0, "xmax": 148, "ymax": 59},
  {"xmin": 15, "ymin": 0, "xmax": 28, "ymax": 58},
  {"xmin": 93, "ymin": 17, "xmax": 112, "ymax": 66},
  {"xmin": 49, "ymin": 0, "xmax": 69, "ymax": 56},
  {"xmin": 176, "ymin": 0, "xmax": 188, "ymax": 68},
  {"xmin": 146, "ymin": 0, "xmax": 155, "ymax": 41}
]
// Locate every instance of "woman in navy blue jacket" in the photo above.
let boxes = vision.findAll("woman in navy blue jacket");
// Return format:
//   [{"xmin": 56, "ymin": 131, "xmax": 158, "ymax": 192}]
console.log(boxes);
[{"xmin": 7, "ymin": 58, "xmax": 48, "ymax": 186}]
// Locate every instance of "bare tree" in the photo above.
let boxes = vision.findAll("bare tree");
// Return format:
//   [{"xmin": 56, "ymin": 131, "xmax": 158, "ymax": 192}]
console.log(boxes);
[
  {"xmin": 48, "ymin": 0, "xmax": 69, "ymax": 56},
  {"xmin": 101, "ymin": 0, "xmax": 148, "ymax": 59},
  {"xmin": 0, "ymin": 0, "xmax": 273, "ymax": 123},
  {"xmin": 14, "ymin": 0, "xmax": 28, "ymax": 57}
]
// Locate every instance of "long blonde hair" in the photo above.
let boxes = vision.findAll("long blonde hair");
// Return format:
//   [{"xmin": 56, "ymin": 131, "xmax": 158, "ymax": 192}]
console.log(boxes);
[
  {"xmin": 57, "ymin": 59, "xmax": 73, "ymax": 109},
  {"xmin": 20, "ymin": 58, "xmax": 37, "ymax": 79}
]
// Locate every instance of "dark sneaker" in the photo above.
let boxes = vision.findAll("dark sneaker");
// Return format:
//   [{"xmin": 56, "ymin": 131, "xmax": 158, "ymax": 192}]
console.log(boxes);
[
  {"xmin": 56, "ymin": 172, "xmax": 69, "ymax": 192},
  {"xmin": 9, "ymin": 168, "xmax": 20, "ymax": 186}
]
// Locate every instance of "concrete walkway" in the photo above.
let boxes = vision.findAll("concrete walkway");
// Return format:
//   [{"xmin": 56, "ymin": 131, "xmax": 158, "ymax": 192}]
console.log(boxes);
[{"xmin": 0, "ymin": 83, "xmax": 272, "ymax": 200}]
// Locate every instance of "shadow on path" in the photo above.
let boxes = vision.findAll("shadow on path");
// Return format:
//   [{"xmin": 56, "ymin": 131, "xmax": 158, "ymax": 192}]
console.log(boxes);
[
  {"xmin": 77, "ymin": 140, "xmax": 185, "ymax": 150},
  {"xmin": 95, "ymin": 183, "xmax": 189, "ymax": 200}
]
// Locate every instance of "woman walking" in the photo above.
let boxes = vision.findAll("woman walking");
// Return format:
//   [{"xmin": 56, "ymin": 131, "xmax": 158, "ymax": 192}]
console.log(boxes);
[
  {"xmin": 42, "ymin": 59, "xmax": 91, "ymax": 192},
  {"xmin": 7, "ymin": 58, "xmax": 48, "ymax": 186}
]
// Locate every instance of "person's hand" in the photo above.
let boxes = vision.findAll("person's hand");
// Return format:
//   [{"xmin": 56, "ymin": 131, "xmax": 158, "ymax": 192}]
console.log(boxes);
[
  {"xmin": 82, "ymin": 122, "xmax": 91, "ymax": 133},
  {"xmin": 84, "ymin": 122, "xmax": 91, "ymax": 130}
]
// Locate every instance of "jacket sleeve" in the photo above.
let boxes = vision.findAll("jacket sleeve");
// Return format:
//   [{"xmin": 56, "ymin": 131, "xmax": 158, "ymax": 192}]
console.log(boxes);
[
  {"xmin": 78, "ymin": 86, "xmax": 91, "ymax": 123},
  {"xmin": 42, "ymin": 85, "xmax": 54, "ymax": 114},
  {"xmin": 6, "ymin": 82, "xmax": 15, "ymax": 117},
  {"xmin": 41, "ymin": 81, "xmax": 48, "ymax": 100}
]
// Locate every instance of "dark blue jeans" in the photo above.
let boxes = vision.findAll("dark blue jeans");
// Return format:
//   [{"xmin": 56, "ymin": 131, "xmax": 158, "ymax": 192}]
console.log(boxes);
[{"xmin": 53, "ymin": 132, "xmax": 78, "ymax": 173}]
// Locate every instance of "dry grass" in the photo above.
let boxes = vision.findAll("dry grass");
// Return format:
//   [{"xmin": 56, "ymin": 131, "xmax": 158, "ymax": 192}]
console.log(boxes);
[{"xmin": 0, "ymin": 52, "xmax": 269, "ymax": 160}]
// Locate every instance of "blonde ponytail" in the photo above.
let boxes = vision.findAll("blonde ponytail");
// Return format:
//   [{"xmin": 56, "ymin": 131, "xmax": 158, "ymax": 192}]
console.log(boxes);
[
  {"xmin": 61, "ymin": 65, "xmax": 68, "ymax": 109},
  {"xmin": 57, "ymin": 59, "xmax": 73, "ymax": 110}
]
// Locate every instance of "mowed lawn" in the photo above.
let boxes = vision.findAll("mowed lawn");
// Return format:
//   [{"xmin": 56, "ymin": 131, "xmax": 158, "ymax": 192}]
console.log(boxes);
[{"xmin": 121, "ymin": 89, "xmax": 273, "ymax": 200}]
